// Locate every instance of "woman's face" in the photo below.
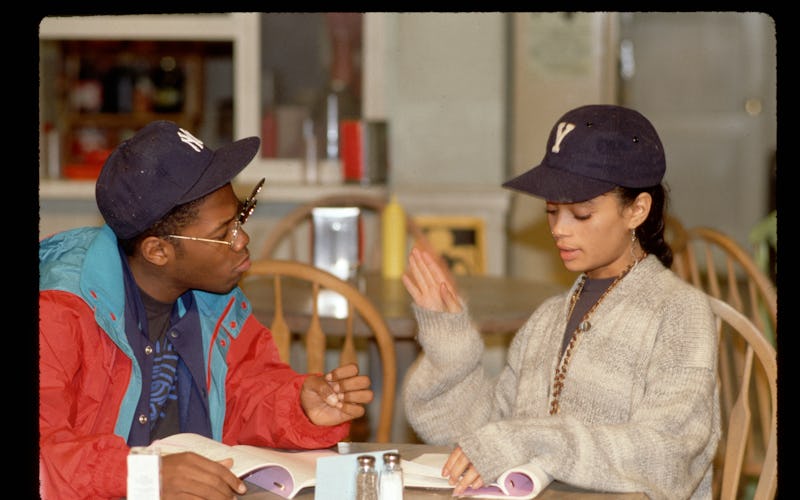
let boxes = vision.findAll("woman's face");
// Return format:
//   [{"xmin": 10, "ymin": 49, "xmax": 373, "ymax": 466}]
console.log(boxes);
[{"xmin": 546, "ymin": 192, "xmax": 641, "ymax": 279}]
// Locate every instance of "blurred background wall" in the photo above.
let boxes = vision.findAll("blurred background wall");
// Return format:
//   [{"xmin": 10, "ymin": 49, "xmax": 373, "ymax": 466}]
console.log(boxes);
[
  {"xmin": 373, "ymin": 12, "xmax": 776, "ymax": 286},
  {"xmin": 39, "ymin": 12, "xmax": 777, "ymax": 287}
]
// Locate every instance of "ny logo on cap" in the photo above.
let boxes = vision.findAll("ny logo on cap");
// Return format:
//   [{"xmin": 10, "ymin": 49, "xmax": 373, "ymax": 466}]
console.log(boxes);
[
  {"xmin": 551, "ymin": 122, "xmax": 576, "ymax": 153},
  {"xmin": 177, "ymin": 128, "xmax": 205, "ymax": 153}
]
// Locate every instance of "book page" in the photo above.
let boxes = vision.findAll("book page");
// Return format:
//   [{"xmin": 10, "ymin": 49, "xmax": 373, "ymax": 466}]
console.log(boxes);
[
  {"xmin": 401, "ymin": 454, "xmax": 452, "ymax": 489},
  {"xmin": 403, "ymin": 453, "xmax": 553, "ymax": 499},
  {"xmin": 148, "ymin": 433, "xmax": 337, "ymax": 499}
]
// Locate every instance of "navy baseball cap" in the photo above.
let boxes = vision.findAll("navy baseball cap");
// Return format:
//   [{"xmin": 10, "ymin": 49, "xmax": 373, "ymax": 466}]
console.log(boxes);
[
  {"xmin": 502, "ymin": 104, "xmax": 665, "ymax": 203},
  {"xmin": 96, "ymin": 120, "xmax": 260, "ymax": 239}
]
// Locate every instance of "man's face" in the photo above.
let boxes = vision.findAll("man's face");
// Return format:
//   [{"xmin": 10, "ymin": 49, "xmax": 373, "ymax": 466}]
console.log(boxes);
[{"xmin": 166, "ymin": 184, "xmax": 253, "ymax": 294}]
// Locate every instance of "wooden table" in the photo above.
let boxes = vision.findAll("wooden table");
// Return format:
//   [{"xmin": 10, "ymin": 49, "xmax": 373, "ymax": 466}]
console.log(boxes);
[
  {"xmin": 239, "ymin": 442, "xmax": 648, "ymax": 499},
  {"xmin": 241, "ymin": 271, "xmax": 567, "ymax": 442}
]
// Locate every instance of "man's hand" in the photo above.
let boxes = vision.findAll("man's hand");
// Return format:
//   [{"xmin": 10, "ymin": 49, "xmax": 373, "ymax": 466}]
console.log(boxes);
[
  {"xmin": 159, "ymin": 452, "xmax": 246, "ymax": 499},
  {"xmin": 301, "ymin": 363, "xmax": 374, "ymax": 426}
]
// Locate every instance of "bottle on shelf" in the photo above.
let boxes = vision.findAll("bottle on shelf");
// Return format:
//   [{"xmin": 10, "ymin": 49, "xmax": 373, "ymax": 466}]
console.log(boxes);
[
  {"xmin": 43, "ymin": 122, "xmax": 61, "ymax": 179},
  {"xmin": 71, "ymin": 57, "xmax": 103, "ymax": 113},
  {"xmin": 152, "ymin": 55, "xmax": 185, "ymax": 113},
  {"xmin": 303, "ymin": 117, "xmax": 319, "ymax": 184},
  {"xmin": 260, "ymin": 70, "xmax": 278, "ymax": 158},
  {"xmin": 131, "ymin": 55, "xmax": 154, "ymax": 113},
  {"xmin": 102, "ymin": 52, "xmax": 136, "ymax": 113},
  {"xmin": 313, "ymin": 13, "xmax": 361, "ymax": 162}
]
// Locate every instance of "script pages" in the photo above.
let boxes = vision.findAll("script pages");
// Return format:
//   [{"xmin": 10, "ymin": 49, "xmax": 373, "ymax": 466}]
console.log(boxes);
[
  {"xmin": 148, "ymin": 433, "xmax": 337, "ymax": 499},
  {"xmin": 402, "ymin": 453, "xmax": 553, "ymax": 499}
]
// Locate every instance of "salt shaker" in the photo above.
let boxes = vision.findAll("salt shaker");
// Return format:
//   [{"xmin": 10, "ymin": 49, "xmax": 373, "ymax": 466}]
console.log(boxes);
[
  {"xmin": 379, "ymin": 452, "xmax": 404, "ymax": 500},
  {"xmin": 355, "ymin": 454, "xmax": 379, "ymax": 500}
]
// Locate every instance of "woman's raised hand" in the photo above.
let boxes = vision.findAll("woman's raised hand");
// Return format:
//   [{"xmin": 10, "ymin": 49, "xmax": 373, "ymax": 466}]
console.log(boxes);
[{"xmin": 402, "ymin": 247, "xmax": 462, "ymax": 313}]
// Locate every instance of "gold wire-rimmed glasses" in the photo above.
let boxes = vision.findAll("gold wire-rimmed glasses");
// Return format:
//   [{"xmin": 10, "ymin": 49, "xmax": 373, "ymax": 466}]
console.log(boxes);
[{"xmin": 166, "ymin": 178, "xmax": 265, "ymax": 247}]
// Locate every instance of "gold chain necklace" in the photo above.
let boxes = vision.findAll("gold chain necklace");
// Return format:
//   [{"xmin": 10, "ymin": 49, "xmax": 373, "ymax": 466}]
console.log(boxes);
[{"xmin": 549, "ymin": 259, "xmax": 639, "ymax": 415}]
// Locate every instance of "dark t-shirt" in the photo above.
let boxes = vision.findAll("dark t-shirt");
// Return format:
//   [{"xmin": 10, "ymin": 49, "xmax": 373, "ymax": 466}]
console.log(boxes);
[
  {"xmin": 140, "ymin": 289, "xmax": 180, "ymax": 441},
  {"xmin": 560, "ymin": 276, "xmax": 615, "ymax": 357}
]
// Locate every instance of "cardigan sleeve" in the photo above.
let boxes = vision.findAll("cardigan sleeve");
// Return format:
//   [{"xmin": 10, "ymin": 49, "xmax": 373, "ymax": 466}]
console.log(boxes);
[{"xmin": 402, "ymin": 304, "xmax": 498, "ymax": 444}]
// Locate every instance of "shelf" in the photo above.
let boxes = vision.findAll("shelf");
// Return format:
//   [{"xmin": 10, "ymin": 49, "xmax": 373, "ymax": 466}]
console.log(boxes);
[
  {"xmin": 66, "ymin": 112, "xmax": 193, "ymax": 129},
  {"xmin": 39, "ymin": 178, "xmax": 388, "ymax": 204},
  {"xmin": 39, "ymin": 14, "xmax": 244, "ymax": 41},
  {"xmin": 38, "ymin": 14, "xmax": 391, "ymax": 207},
  {"xmin": 42, "ymin": 32, "xmax": 214, "ymax": 178}
]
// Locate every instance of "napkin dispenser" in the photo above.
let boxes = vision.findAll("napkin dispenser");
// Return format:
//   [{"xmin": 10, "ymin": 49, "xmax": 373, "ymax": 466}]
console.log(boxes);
[{"xmin": 312, "ymin": 207, "xmax": 362, "ymax": 318}]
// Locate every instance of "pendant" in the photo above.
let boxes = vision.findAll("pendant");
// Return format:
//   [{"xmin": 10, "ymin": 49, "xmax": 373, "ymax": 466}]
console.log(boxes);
[{"xmin": 578, "ymin": 320, "xmax": 591, "ymax": 332}]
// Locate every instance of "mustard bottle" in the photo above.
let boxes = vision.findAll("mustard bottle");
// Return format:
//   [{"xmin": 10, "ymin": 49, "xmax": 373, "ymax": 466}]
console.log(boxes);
[{"xmin": 381, "ymin": 195, "xmax": 407, "ymax": 279}]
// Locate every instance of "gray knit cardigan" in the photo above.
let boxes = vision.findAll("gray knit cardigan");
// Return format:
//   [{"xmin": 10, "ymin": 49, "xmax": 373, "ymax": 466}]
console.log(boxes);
[{"xmin": 403, "ymin": 255, "xmax": 720, "ymax": 500}]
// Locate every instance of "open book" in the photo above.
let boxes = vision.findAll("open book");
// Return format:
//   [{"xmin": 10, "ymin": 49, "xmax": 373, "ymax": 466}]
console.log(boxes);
[
  {"xmin": 147, "ymin": 433, "xmax": 337, "ymax": 499},
  {"xmin": 402, "ymin": 453, "xmax": 553, "ymax": 499}
]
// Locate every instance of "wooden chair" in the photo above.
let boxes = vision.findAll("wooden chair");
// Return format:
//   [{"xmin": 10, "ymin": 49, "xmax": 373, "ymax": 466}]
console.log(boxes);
[
  {"xmin": 240, "ymin": 259, "xmax": 397, "ymax": 443},
  {"xmin": 669, "ymin": 224, "xmax": 777, "ymax": 488},
  {"xmin": 673, "ymin": 225, "xmax": 777, "ymax": 343},
  {"xmin": 707, "ymin": 296, "xmax": 777, "ymax": 500},
  {"xmin": 413, "ymin": 214, "xmax": 488, "ymax": 275},
  {"xmin": 256, "ymin": 193, "xmax": 430, "ymax": 272}
]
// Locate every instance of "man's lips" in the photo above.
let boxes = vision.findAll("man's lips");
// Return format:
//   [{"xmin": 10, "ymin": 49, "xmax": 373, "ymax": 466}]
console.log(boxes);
[{"xmin": 235, "ymin": 256, "xmax": 252, "ymax": 273}]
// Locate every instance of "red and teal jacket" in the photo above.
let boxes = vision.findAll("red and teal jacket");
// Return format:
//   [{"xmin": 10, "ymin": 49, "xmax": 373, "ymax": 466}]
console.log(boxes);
[{"xmin": 39, "ymin": 225, "xmax": 349, "ymax": 499}]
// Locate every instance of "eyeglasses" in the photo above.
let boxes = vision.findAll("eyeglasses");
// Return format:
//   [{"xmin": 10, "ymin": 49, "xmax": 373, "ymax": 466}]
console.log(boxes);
[{"xmin": 166, "ymin": 178, "xmax": 265, "ymax": 248}]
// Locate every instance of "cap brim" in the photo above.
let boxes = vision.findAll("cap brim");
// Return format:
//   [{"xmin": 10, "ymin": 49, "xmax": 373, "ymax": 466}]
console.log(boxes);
[
  {"xmin": 502, "ymin": 162, "xmax": 616, "ymax": 203},
  {"xmin": 178, "ymin": 136, "xmax": 261, "ymax": 204}
]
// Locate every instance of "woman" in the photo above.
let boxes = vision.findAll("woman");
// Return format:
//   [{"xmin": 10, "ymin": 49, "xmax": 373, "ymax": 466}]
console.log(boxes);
[{"xmin": 402, "ymin": 105, "xmax": 720, "ymax": 499}]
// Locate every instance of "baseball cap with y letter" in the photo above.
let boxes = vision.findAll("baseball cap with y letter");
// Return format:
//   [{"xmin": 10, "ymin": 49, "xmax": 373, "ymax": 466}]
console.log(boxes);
[
  {"xmin": 502, "ymin": 104, "xmax": 665, "ymax": 203},
  {"xmin": 96, "ymin": 120, "xmax": 261, "ymax": 239}
]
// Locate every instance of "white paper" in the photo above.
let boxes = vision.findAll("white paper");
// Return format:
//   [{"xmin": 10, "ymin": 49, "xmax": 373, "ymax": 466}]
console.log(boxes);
[{"xmin": 402, "ymin": 453, "xmax": 553, "ymax": 499}]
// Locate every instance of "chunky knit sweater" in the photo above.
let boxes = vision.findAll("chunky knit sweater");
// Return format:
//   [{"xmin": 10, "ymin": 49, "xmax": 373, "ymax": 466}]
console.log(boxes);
[{"xmin": 403, "ymin": 255, "xmax": 720, "ymax": 500}]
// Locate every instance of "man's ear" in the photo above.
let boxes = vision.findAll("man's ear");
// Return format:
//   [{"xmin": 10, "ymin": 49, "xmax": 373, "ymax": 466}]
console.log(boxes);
[{"xmin": 139, "ymin": 236, "xmax": 172, "ymax": 266}]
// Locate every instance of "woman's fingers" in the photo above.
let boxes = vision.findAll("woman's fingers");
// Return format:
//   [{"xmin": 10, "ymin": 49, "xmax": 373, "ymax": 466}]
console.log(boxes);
[
  {"xmin": 403, "ymin": 247, "xmax": 463, "ymax": 313},
  {"xmin": 440, "ymin": 281, "xmax": 463, "ymax": 313},
  {"xmin": 454, "ymin": 465, "xmax": 484, "ymax": 495},
  {"xmin": 405, "ymin": 248, "xmax": 444, "ymax": 309}
]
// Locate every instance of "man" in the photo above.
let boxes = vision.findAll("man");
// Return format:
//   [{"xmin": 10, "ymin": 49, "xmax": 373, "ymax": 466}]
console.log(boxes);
[{"xmin": 39, "ymin": 121, "xmax": 374, "ymax": 499}]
